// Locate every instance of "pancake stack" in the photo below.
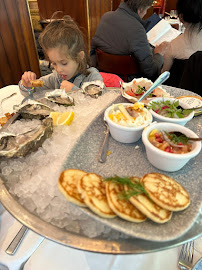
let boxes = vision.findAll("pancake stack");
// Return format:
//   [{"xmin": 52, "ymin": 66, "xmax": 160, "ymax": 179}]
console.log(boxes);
[{"xmin": 58, "ymin": 169, "xmax": 190, "ymax": 224}]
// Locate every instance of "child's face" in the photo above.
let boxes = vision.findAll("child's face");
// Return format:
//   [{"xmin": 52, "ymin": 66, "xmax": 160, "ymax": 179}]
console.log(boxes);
[{"xmin": 47, "ymin": 47, "xmax": 79, "ymax": 80}]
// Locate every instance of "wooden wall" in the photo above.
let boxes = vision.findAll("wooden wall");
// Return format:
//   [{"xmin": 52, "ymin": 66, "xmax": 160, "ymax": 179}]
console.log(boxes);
[
  {"xmin": 165, "ymin": 0, "xmax": 178, "ymax": 13},
  {"xmin": 37, "ymin": 0, "xmax": 119, "ymax": 50},
  {"xmin": 0, "ymin": 0, "xmax": 40, "ymax": 88}
]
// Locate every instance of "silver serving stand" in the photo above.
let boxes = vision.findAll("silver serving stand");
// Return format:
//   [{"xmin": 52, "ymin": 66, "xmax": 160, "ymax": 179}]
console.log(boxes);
[{"xmin": 0, "ymin": 86, "xmax": 201, "ymax": 254}]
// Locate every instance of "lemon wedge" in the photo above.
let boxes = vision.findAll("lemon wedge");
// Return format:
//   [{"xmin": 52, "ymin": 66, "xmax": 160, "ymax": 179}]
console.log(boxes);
[
  {"xmin": 49, "ymin": 112, "xmax": 63, "ymax": 125},
  {"xmin": 57, "ymin": 111, "xmax": 75, "ymax": 126}
]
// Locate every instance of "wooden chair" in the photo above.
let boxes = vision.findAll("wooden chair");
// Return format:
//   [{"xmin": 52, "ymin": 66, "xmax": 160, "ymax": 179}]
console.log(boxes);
[{"xmin": 95, "ymin": 49, "xmax": 139, "ymax": 82}]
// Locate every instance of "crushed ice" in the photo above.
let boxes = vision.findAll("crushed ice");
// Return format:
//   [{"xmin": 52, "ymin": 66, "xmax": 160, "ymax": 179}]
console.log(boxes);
[{"xmin": 0, "ymin": 90, "xmax": 129, "ymax": 240}]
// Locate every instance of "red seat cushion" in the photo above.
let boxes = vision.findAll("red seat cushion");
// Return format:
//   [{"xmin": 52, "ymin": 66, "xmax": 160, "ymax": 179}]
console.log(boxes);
[{"xmin": 100, "ymin": 72, "xmax": 124, "ymax": 87}]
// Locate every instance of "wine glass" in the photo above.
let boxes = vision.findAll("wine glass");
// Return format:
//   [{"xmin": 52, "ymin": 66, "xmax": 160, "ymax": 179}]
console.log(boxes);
[{"xmin": 170, "ymin": 10, "xmax": 178, "ymax": 19}]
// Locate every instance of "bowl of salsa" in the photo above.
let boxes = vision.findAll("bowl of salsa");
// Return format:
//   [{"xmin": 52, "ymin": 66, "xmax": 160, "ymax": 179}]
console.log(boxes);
[{"xmin": 142, "ymin": 122, "xmax": 201, "ymax": 172}]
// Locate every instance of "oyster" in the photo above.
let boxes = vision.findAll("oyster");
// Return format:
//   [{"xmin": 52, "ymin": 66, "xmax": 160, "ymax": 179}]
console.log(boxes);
[
  {"xmin": 0, "ymin": 117, "xmax": 53, "ymax": 158},
  {"xmin": 82, "ymin": 80, "xmax": 105, "ymax": 98},
  {"xmin": 44, "ymin": 89, "xmax": 74, "ymax": 106},
  {"xmin": 17, "ymin": 100, "xmax": 53, "ymax": 120}
]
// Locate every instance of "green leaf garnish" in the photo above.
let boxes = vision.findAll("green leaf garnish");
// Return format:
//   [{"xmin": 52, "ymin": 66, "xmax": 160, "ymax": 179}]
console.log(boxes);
[
  {"xmin": 104, "ymin": 175, "xmax": 149, "ymax": 200},
  {"xmin": 164, "ymin": 131, "xmax": 189, "ymax": 145},
  {"xmin": 136, "ymin": 85, "xmax": 145, "ymax": 94}
]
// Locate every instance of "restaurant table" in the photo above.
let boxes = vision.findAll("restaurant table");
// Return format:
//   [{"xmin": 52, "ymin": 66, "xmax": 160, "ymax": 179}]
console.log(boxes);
[
  {"xmin": 0, "ymin": 205, "xmax": 201, "ymax": 270},
  {"xmin": 0, "ymin": 85, "xmax": 201, "ymax": 269}
]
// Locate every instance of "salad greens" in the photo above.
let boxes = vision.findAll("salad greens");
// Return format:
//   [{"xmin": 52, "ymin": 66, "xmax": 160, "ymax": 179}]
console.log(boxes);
[{"xmin": 148, "ymin": 99, "xmax": 192, "ymax": 118}]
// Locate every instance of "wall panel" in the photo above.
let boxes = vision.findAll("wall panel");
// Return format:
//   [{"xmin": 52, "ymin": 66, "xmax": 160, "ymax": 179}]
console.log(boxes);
[
  {"xmin": 0, "ymin": 0, "xmax": 40, "ymax": 88},
  {"xmin": 88, "ymin": 0, "xmax": 112, "ymax": 41}
]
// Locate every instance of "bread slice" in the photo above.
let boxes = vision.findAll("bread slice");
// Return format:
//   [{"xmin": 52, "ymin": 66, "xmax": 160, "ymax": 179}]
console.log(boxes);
[
  {"xmin": 142, "ymin": 173, "xmax": 190, "ymax": 211},
  {"xmin": 58, "ymin": 169, "xmax": 87, "ymax": 207},
  {"xmin": 125, "ymin": 177, "xmax": 172, "ymax": 223},
  {"xmin": 106, "ymin": 181, "xmax": 146, "ymax": 222},
  {"xmin": 30, "ymin": 80, "xmax": 44, "ymax": 87},
  {"xmin": 77, "ymin": 173, "xmax": 116, "ymax": 218}
]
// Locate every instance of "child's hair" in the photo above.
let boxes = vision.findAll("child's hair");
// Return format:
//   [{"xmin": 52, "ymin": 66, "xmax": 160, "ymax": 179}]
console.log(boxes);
[{"xmin": 39, "ymin": 15, "xmax": 90, "ymax": 75}]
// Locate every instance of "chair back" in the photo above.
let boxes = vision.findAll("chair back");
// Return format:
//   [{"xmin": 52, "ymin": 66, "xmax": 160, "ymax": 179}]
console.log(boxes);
[{"xmin": 95, "ymin": 49, "xmax": 138, "ymax": 82}]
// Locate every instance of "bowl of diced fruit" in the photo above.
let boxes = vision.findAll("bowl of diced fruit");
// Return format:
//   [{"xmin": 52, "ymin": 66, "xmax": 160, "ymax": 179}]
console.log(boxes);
[
  {"xmin": 147, "ymin": 97, "xmax": 194, "ymax": 126},
  {"xmin": 142, "ymin": 122, "xmax": 201, "ymax": 172}
]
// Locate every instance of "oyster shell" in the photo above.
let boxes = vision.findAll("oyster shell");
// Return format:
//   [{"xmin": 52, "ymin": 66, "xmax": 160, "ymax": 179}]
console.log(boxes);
[
  {"xmin": 17, "ymin": 100, "xmax": 53, "ymax": 120},
  {"xmin": 82, "ymin": 80, "xmax": 105, "ymax": 98},
  {"xmin": 44, "ymin": 89, "xmax": 74, "ymax": 106},
  {"xmin": 0, "ymin": 117, "xmax": 53, "ymax": 158}
]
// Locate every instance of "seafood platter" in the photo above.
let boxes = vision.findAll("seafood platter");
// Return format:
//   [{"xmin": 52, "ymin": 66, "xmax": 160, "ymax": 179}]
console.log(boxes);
[{"xmin": 0, "ymin": 81, "xmax": 201, "ymax": 254}]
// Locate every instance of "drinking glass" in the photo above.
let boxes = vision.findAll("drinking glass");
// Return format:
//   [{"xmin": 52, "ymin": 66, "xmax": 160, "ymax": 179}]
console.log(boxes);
[{"xmin": 170, "ymin": 10, "xmax": 178, "ymax": 19}]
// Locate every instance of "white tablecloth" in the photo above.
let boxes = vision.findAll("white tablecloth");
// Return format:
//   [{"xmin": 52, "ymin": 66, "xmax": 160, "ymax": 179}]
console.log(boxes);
[
  {"xmin": 0, "ymin": 204, "xmax": 201, "ymax": 270},
  {"xmin": 0, "ymin": 85, "xmax": 201, "ymax": 269}
]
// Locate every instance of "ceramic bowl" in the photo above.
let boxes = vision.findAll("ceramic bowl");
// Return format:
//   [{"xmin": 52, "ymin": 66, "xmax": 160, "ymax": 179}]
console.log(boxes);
[
  {"xmin": 104, "ymin": 103, "xmax": 152, "ymax": 143},
  {"xmin": 142, "ymin": 122, "xmax": 201, "ymax": 172},
  {"xmin": 148, "ymin": 97, "xmax": 194, "ymax": 126}
]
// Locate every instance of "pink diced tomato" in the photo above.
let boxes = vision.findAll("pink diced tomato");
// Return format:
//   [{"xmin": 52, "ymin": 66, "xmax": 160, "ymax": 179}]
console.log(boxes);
[
  {"xmin": 125, "ymin": 90, "xmax": 135, "ymax": 97},
  {"xmin": 165, "ymin": 146, "xmax": 174, "ymax": 153}
]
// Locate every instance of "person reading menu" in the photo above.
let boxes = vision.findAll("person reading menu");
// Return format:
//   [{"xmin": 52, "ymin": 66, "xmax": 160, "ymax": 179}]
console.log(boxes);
[{"xmin": 90, "ymin": 0, "xmax": 168, "ymax": 81}]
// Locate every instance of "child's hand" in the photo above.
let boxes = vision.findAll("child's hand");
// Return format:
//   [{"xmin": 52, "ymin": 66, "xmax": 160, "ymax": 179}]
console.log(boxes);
[
  {"xmin": 60, "ymin": 80, "xmax": 74, "ymax": 92},
  {"xmin": 21, "ymin": 71, "xmax": 37, "ymax": 88}
]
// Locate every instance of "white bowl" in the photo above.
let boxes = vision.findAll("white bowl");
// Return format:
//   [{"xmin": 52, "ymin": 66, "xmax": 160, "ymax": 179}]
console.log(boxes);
[
  {"xmin": 148, "ymin": 97, "xmax": 194, "ymax": 126},
  {"xmin": 104, "ymin": 103, "xmax": 153, "ymax": 143},
  {"xmin": 142, "ymin": 122, "xmax": 201, "ymax": 172}
]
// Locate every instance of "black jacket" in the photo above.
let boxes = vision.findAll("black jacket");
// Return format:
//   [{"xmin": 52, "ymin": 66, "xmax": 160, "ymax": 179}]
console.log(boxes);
[{"xmin": 90, "ymin": 2, "xmax": 163, "ymax": 80}]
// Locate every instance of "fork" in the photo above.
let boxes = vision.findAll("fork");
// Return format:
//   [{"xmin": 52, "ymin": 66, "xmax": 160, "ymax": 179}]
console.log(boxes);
[{"xmin": 178, "ymin": 241, "xmax": 194, "ymax": 270}]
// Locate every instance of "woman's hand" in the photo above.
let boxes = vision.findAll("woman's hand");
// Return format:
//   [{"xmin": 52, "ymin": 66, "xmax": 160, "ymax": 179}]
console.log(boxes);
[
  {"xmin": 21, "ymin": 71, "xmax": 37, "ymax": 88},
  {"xmin": 60, "ymin": 80, "xmax": 74, "ymax": 92},
  {"xmin": 154, "ymin": 41, "xmax": 169, "ymax": 56}
]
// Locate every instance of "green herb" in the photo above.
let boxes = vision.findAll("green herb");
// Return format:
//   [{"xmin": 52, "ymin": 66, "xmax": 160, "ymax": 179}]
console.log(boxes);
[
  {"xmin": 148, "ymin": 92, "xmax": 154, "ymax": 97},
  {"xmin": 164, "ymin": 131, "xmax": 189, "ymax": 145},
  {"xmin": 104, "ymin": 175, "xmax": 149, "ymax": 199},
  {"xmin": 136, "ymin": 85, "xmax": 145, "ymax": 94}
]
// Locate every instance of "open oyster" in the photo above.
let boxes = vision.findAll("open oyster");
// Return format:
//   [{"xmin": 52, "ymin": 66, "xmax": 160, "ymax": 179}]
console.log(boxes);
[
  {"xmin": 0, "ymin": 117, "xmax": 53, "ymax": 158},
  {"xmin": 82, "ymin": 80, "xmax": 105, "ymax": 98},
  {"xmin": 44, "ymin": 89, "xmax": 74, "ymax": 106},
  {"xmin": 17, "ymin": 100, "xmax": 53, "ymax": 120}
]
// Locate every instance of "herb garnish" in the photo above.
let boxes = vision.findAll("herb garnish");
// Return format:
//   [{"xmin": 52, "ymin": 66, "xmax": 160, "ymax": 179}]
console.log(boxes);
[
  {"xmin": 104, "ymin": 175, "xmax": 149, "ymax": 200},
  {"xmin": 136, "ymin": 85, "xmax": 145, "ymax": 94},
  {"xmin": 164, "ymin": 131, "xmax": 189, "ymax": 145}
]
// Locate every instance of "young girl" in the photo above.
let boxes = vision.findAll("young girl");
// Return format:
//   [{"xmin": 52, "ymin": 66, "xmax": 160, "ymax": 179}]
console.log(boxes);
[{"xmin": 19, "ymin": 15, "xmax": 103, "ymax": 96}]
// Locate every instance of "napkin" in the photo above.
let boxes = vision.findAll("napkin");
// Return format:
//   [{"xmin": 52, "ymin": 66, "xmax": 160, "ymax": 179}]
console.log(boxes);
[
  {"xmin": 0, "ymin": 85, "xmax": 24, "ymax": 116},
  {"xmin": 0, "ymin": 209, "xmax": 44, "ymax": 270}
]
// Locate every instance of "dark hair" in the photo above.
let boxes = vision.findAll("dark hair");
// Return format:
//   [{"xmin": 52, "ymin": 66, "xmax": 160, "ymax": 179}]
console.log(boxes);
[
  {"xmin": 177, "ymin": 0, "xmax": 202, "ymax": 31},
  {"xmin": 39, "ymin": 15, "xmax": 90, "ymax": 75},
  {"xmin": 124, "ymin": 0, "xmax": 153, "ymax": 13}
]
